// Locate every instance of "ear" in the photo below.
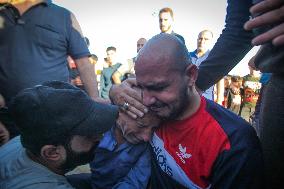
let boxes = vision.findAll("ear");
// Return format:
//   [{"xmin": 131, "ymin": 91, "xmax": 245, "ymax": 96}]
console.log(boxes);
[
  {"xmin": 185, "ymin": 64, "xmax": 198, "ymax": 87},
  {"xmin": 40, "ymin": 145, "xmax": 64, "ymax": 161}
]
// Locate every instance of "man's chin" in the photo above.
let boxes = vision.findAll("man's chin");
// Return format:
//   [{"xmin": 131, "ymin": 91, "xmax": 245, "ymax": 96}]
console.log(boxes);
[{"xmin": 160, "ymin": 28, "xmax": 169, "ymax": 33}]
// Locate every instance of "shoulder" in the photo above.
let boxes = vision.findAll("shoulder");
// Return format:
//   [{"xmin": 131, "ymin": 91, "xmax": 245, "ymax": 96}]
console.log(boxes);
[
  {"xmin": 114, "ymin": 63, "xmax": 122, "ymax": 68},
  {"xmin": 0, "ymin": 136, "xmax": 22, "ymax": 158},
  {"xmin": 172, "ymin": 32, "xmax": 185, "ymax": 44},
  {"xmin": 205, "ymin": 99, "xmax": 258, "ymax": 146},
  {"xmin": 48, "ymin": 2, "xmax": 70, "ymax": 15}
]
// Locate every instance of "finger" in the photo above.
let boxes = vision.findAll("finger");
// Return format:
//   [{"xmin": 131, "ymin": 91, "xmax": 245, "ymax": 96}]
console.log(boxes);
[
  {"xmin": 120, "ymin": 93, "xmax": 148, "ymax": 116},
  {"xmin": 252, "ymin": 23, "xmax": 284, "ymax": 45},
  {"xmin": 272, "ymin": 33, "xmax": 284, "ymax": 46},
  {"xmin": 121, "ymin": 84, "xmax": 142, "ymax": 102},
  {"xmin": 124, "ymin": 78, "xmax": 137, "ymax": 87},
  {"xmin": 250, "ymin": 0, "xmax": 283, "ymax": 15},
  {"xmin": 244, "ymin": 6, "xmax": 284, "ymax": 30},
  {"xmin": 125, "ymin": 109, "xmax": 138, "ymax": 119}
]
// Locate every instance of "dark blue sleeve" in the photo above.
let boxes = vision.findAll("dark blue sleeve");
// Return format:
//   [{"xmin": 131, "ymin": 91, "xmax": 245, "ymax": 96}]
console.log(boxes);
[
  {"xmin": 196, "ymin": 0, "xmax": 254, "ymax": 91},
  {"xmin": 66, "ymin": 12, "xmax": 90, "ymax": 59},
  {"xmin": 210, "ymin": 131, "xmax": 265, "ymax": 188},
  {"xmin": 90, "ymin": 137, "xmax": 150, "ymax": 189}
]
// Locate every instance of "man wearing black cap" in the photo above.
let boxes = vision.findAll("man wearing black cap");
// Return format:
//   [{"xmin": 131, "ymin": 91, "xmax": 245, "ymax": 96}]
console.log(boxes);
[{"xmin": 0, "ymin": 81, "xmax": 118, "ymax": 189}]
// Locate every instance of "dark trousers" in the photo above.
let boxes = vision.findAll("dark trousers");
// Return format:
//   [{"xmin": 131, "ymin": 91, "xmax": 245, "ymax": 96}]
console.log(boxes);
[{"xmin": 260, "ymin": 74, "xmax": 284, "ymax": 189}]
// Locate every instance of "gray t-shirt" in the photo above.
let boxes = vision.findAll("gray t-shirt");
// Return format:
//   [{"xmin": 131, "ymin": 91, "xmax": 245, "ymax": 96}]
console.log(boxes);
[{"xmin": 0, "ymin": 136, "xmax": 74, "ymax": 189}]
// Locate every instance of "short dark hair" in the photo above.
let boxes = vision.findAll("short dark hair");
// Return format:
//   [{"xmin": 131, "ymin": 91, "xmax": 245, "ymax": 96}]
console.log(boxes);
[
  {"xmin": 231, "ymin": 75, "xmax": 241, "ymax": 83},
  {"xmin": 91, "ymin": 54, "xmax": 98, "ymax": 61},
  {"xmin": 159, "ymin": 7, "xmax": 174, "ymax": 18},
  {"xmin": 84, "ymin": 37, "xmax": 90, "ymax": 47},
  {"xmin": 106, "ymin": 46, "xmax": 116, "ymax": 52}
]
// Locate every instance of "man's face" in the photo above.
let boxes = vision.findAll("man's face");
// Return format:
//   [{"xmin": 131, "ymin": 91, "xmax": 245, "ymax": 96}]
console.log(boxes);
[
  {"xmin": 137, "ymin": 39, "xmax": 147, "ymax": 53},
  {"xmin": 117, "ymin": 111, "xmax": 160, "ymax": 143},
  {"xmin": 61, "ymin": 135, "xmax": 100, "ymax": 172},
  {"xmin": 197, "ymin": 31, "xmax": 212, "ymax": 52},
  {"xmin": 106, "ymin": 50, "xmax": 116, "ymax": 64},
  {"xmin": 159, "ymin": 12, "xmax": 173, "ymax": 33},
  {"xmin": 136, "ymin": 62, "xmax": 190, "ymax": 120}
]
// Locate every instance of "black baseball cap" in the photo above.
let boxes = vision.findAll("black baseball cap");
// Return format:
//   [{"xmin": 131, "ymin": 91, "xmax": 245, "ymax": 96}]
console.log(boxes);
[{"xmin": 8, "ymin": 81, "xmax": 118, "ymax": 144}]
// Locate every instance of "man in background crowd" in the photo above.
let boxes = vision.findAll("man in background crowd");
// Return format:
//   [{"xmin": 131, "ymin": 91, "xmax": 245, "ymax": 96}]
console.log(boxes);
[
  {"xmin": 189, "ymin": 30, "xmax": 214, "ymax": 100},
  {"xmin": 112, "ymin": 38, "xmax": 147, "ymax": 84},
  {"xmin": 158, "ymin": 7, "xmax": 185, "ymax": 44},
  {"xmin": 239, "ymin": 56, "xmax": 261, "ymax": 122},
  {"xmin": 100, "ymin": 46, "xmax": 121, "ymax": 100}
]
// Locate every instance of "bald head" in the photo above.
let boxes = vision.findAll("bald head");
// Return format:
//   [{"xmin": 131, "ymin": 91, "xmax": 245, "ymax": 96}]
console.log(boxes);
[
  {"xmin": 137, "ymin": 38, "xmax": 147, "ymax": 53},
  {"xmin": 135, "ymin": 33, "xmax": 190, "ymax": 73},
  {"xmin": 134, "ymin": 34, "xmax": 199, "ymax": 120}
]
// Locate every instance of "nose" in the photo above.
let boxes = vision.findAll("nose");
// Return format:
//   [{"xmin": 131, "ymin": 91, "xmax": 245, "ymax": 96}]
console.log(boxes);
[{"xmin": 142, "ymin": 89, "xmax": 156, "ymax": 106}]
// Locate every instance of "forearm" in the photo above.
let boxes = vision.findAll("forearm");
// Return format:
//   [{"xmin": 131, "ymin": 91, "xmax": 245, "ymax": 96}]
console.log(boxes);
[
  {"xmin": 112, "ymin": 71, "xmax": 122, "ymax": 84},
  {"xmin": 75, "ymin": 57, "xmax": 99, "ymax": 99},
  {"xmin": 196, "ymin": 0, "xmax": 254, "ymax": 91}
]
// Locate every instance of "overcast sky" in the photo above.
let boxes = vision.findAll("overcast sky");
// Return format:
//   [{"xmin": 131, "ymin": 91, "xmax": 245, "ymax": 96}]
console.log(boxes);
[{"xmin": 54, "ymin": 0, "xmax": 258, "ymax": 76}]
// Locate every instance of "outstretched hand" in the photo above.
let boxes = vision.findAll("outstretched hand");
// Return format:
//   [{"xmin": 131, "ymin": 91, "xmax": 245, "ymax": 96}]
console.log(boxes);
[{"xmin": 244, "ymin": 0, "xmax": 284, "ymax": 46}]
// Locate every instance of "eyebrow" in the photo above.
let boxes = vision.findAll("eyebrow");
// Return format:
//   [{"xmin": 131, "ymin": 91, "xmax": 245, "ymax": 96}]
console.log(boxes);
[{"xmin": 139, "ymin": 80, "xmax": 166, "ymax": 87}]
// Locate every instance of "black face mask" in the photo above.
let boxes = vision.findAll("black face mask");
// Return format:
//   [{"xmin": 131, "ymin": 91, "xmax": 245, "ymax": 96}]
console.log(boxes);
[{"xmin": 61, "ymin": 141, "xmax": 99, "ymax": 172}]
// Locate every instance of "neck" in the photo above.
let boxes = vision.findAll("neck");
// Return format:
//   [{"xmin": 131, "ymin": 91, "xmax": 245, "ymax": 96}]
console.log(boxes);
[
  {"xmin": 26, "ymin": 150, "xmax": 65, "ymax": 175},
  {"xmin": 196, "ymin": 48, "xmax": 207, "ymax": 58},
  {"xmin": 178, "ymin": 87, "xmax": 201, "ymax": 120},
  {"xmin": 12, "ymin": 0, "xmax": 43, "ymax": 15},
  {"xmin": 164, "ymin": 28, "xmax": 173, "ymax": 34}
]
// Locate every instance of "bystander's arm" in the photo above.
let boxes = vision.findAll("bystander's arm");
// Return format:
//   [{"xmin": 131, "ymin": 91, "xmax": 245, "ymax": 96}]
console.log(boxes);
[
  {"xmin": 112, "ymin": 71, "xmax": 122, "ymax": 84},
  {"xmin": 196, "ymin": 0, "xmax": 254, "ymax": 91},
  {"xmin": 75, "ymin": 57, "xmax": 99, "ymax": 100}
]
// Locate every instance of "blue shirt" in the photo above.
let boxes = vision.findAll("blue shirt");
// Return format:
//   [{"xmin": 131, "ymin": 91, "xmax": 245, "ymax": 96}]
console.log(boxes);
[
  {"xmin": 259, "ymin": 73, "xmax": 271, "ymax": 85},
  {"xmin": 0, "ymin": 136, "xmax": 74, "ymax": 189},
  {"xmin": 189, "ymin": 50, "xmax": 215, "ymax": 100},
  {"xmin": 0, "ymin": 1, "xmax": 90, "ymax": 102},
  {"xmin": 100, "ymin": 63, "xmax": 121, "ymax": 99},
  {"xmin": 90, "ymin": 128, "xmax": 150, "ymax": 189}
]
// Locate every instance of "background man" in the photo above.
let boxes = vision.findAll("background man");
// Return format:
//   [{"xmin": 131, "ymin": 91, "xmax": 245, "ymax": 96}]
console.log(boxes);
[
  {"xmin": 189, "ymin": 30, "xmax": 215, "ymax": 100},
  {"xmin": 239, "ymin": 56, "xmax": 261, "ymax": 122},
  {"xmin": 158, "ymin": 7, "xmax": 185, "ymax": 44},
  {"xmin": 112, "ymin": 38, "xmax": 147, "ymax": 84},
  {"xmin": 110, "ymin": 34, "xmax": 264, "ymax": 189},
  {"xmin": 100, "ymin": 46, "xmax": 121, "ymax": 99},
  {"xmin": 0, "ymin": 0, "xmax": 99, "ymax": 103},
  {"xmin": 0, "ymin": 81, "xmax": 118, "ymax": 189}
]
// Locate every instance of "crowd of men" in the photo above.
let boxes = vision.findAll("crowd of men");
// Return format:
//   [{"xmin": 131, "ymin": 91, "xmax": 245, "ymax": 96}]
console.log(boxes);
[{"xmin": 0, "ymin": 0, "xmax": 284, "ymax": 189}]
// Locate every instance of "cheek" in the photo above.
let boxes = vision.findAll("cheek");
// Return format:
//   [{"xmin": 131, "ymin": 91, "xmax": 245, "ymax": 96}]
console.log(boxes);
[
  {"xmin": 156, "ymin": 88, "xmax": 180, "ymax": 105},
  {"xmin": 71, "ymin": 140, "xmax": 94, "ymax": 153}
]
